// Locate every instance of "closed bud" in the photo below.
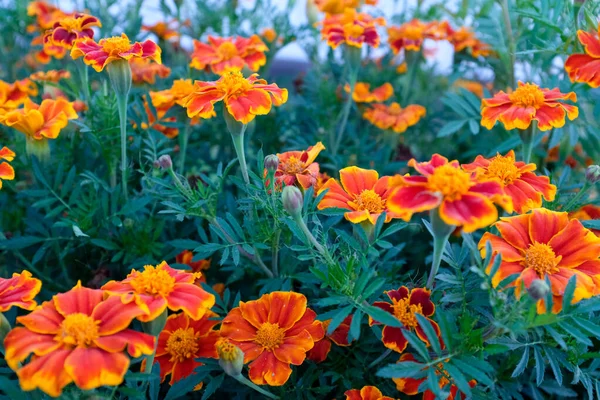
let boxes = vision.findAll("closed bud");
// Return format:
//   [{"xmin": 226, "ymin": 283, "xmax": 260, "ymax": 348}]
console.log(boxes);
[
  {"xmin": 528, "ymin": 279, "xmax": 550, "ymax": 301},
  {"xmin": 282, "ymin": 185, "xmax": 303, "ymax": 217},
  {"xmin": 216, "ymin": 338, "xmax": 244, "ymax": 377},
  {"xmin": 264, "ymin": 154, "xmax": 279, "ymax": 173},
  {"xmin": 156, "ymin": 155, "xmax": 173, "ymax": 170},
  {"xmin": 585, "ymin": 165, "xmax": 600, "ymax": 184}
]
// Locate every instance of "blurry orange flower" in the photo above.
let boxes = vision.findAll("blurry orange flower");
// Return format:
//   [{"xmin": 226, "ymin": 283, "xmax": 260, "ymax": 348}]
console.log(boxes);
[
  {"xmin": 479, "ymin": 208, "xmax": 600, "ymax": 313},
  {"xmin": 345, "ymin": 385, "xmax": 394, "ymax": 400},
  {"xmin": 363, "ymin": 102, "xmax": 426, "ymax": 133},
  {"xmin": 30, "ymin": 69, "xmax": 71, "ymax": 83},
  {"xmin": 137, "ymin": 93, "xmax": 180, "ymax": 138},
  {"xmin": 0, "ymin": 79, "xmax": 39, "ymax": 113},
  {"xmin": 31, "ymin": 35, "xmax": 67, "ymax": 64},
  {"xmin": 220, "ymin": 291, "xmax": 324, "ymax": 386},
  {"xmin": 320, "ymin": 8, "xmax": 385, "ymax": 49},
  {"xmin": 307, "ymin": 315, "xmax": 352, "ymax": 363},
  {"xmin": 453, "ymin": 79, "xmax": 485, "ymax": 97},
  {"xmin": 388, "ymin": 154, "xmax": 509, "ymax": 232},
  {"xmin": 388, "ymin": 20, "xmax": 445, "ymax": 53},
  {"xmin": 345, "ymin": 82, "xmax": 393, "ymax": 102},
  {"xmin": 71, "ymin": 33, "xmax": 162, "ymax": 72},
  {"xmin": 481, "ymin": 82, "xmax": 578, "ymax": 131},
  {"xmin": 447, "ymin": 26, "xmax": 492, "ymax": 57},
  {"xmin": 153, "ymin": 79, "xmax": 197, "ymax": 109},
  {"xmin": 183, "ymin": 70, "xmax": 288, "ymax": 124},
  {"xmin": 142, "ymin": 21, "xmax": 179, "ymax": 41},
  {"xmin": 314, "ymin": 0, "xmax": 360, "ymax": 13},
  {"xmin": 318, "ymin": 166, "xmax": 407, "ymax": 224},
  {"xmin": 370, "ymin": 287, "xmax": 441, "ymax": 353},
  {"xmin": 565, "ymin": 23, "xmax": 600, "ymax": 88},
  {"xmin": 130, "ymin": 58, "xmax": 171, "ymax": 84},
  {"xmin": 44, "ymin": 13, "xmax": 101, "ymax": 49},
  {"xmin": 190, "ymin": 35, "xmax": 268, "ymax": 75},
  {"xmin": 4, "ymin": 283, "xmax": 154, "ymax": 397},
  {"xmin": 463, "ymin": 150, "xmax": 556, "ymax": 214},
  {"xmin": 176, "ymin": 250, "xmax": 211, "ymax": 273},
  {"xmin": 396, "ymin": 62, "xmax": 407, "ymax": 74},
  {"xmin": 152, "ymin": 312, "xmax": 219, "ymax": 385},
  {"xmin": 27, "ymin": 1, "xmax": 65, "ymax": 32},
  {"xmin": 261, "ymin": 28, "xmax": 278, "ymax": 43},
  {"xmin": 570, "ymin": 205, "xmax": 600, "ymax": 236},
  {"xmin": 0, "ymin": 270, "xmax": 41, "ymax": 311},
  {"xmin": 314, "ymin": 171, "xmax": 331, "ymax": 193},
  {"xmin": 102, "ymin": 261, "xmax": 216, "ymax": 322},
  {"xmin": 0, "ymin": 146, "xmax": 16, "ymax": 189},
  {"xmin": 274, "ymin": 142, "xmax": 325, "ymax": 189}
]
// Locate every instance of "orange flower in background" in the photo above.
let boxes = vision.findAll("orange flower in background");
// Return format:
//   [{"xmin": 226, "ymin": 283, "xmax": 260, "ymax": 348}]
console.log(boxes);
[
  {"xmin": 274, "ymin": 142, "xmax": 325, "ymax": 189},
  {"xmin": 190, "ymin": 35, "xmax": 268, "ymax": 75},
  {"xmin": 71, "ymin": 33, "xmax": 162, "ymax": 72},
  {"xmin": 102, "ymin": 261, "xmax": 216, "ymax": 322},
  {"xmin": 176, "ymin": 250, "xmax": 211, "ymax": 273},
  {"xmin": 447, "ymin": 26, "xmax": 492, "ymax": 58},
  {"xmin": 479, "ymin": 208, "xmax": 600, "ymax": 313},
  {"xmin": 220, "ymin": 291, "xmax": 325, "ymax": 386},
  {"xmin": 387, "ymin": 154, "xmax": 509, "ymax": 232},
  {"xmin": 137, "ymin": 92, "xmax": 180, "ymax": 139},
  {"xmin": 44, "ymin": 13, "xmax": 101, "ymax": 49},
  {"xmin": 570, "ymin": 205, "xmax": 600, "ymax": 236},
  {"xmin": 369, "ymin": 287, "xmax": 441, "ymax": 353},
  {"xmin": 152, "ymin": 312, "xmax": 220, "ymax": 385},
  {"xmin": 565, "ymin": 23, "xmax": 600, "ymax": 88},
  {"xmin": 31, "ymin": 35, "xmax": 68, "ymax": 64},
  {"xmin": 307, "ymin": 315, "xmax": 353, "ymax": 363},
  {"xmin": 318, "ymin": 166, "xmax": 407, "ymax": 224},
  {"xmin": 314, "ymin": 0, "xmax": 360, "ymax": 13},
  {"xmin": 183, "ymin": 70, "xmax": 288, "ymax": 124},
  {"xmin": 345, "ymin": 385, "xmax": 395, "ymax": 400},
  {"xmin": 481, "ymin": 82, "xmax": 578, "ymax": 131},
  {"xmin": 345, "ymin": 82, "xmax": 393, "ymax": 102},
  {"xmin": 314, "ymin": 171, "xmax": 331, "ymax": 193},
  {"xmin": 0, "ymin": 270, "xmax": 41, "ymax": 311},
  {"xmin": 453, "ymin": 79, "xmax": 485, "ymax": 97},
  {"xmin": 261, "ymin": 28, "xmax": 278, "ymax": 43},
  {"xmin": 463, "ymin": 150, "xmax": 556, "ymax": 214},
  {"xmin": 387, "ymin": 20, "xmax": 434, "ymax": 53},
  {"xmin": 396, "ymin": 62, "xmax": 408, "ymax": 74},
  {"xmin": 320, "ymin": 8, "xmax": 385, "ymax": 49},
  {"xmin": 153, "ymin": 79, "xmax": 197, "ymax": 109},
  {"xmin": 27, "ymin": 1, "xmax": 65, "ymax": 32},
  {"xmin": 3, "ymin": 283, "xmax": 155, "ymax": 397},
  {"xmin": 30, "ymin": 69, "xmax": 71, "ymax": 83},
  {"xmin": 0, "ymin": 146, "xmax": 16, "ymax": 189},
  {"xmin": 142, "ymin": 21, "xmax": 179, "ymax": 41},
  {"xmin": 130, "ymin": 58, "xmax": 171, "ymax": 84},
  {"xmin": 0, "ymin": 79, "xmax": 39, "ymax": 113},
  {"xmin": 363, "ymin": 102, "xmax": 426, "ymax": 133}
]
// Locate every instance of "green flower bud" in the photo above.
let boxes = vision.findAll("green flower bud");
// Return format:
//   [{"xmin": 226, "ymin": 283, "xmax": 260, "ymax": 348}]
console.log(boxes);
[
  {"xmin": 586, "ymin": 165, "xmax": 600, "ymax": 184},
  {"xmin": 106, "ymin": 59, "xmax": 132, "ymax": 99},
  {"xmin": 216, "ymin": 339, "xmax": 244, "ymax": 377},
  {"xmin": 282, "ymin": 185, "xmax": 303, "ymax": 217},
  {"xmin": 264, "ymin": 154, "xmax": 279, "ymax": 173},
  {"xmin": 527, "ymin": 279, "xmax": 550, "ymax": 301}
]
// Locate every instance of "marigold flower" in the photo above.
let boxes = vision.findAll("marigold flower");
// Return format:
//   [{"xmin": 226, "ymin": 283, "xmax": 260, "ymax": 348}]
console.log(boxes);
[
  {"xmin": 71, "ymin": 33, "xmax": 161, "ymax": 72},
  {"xmin": 0, "ymin": 146, "xmax": 16, "ymax": 189},
  {"xmin": 570, "ymin": 205, "xmax": 600, "ymax": 236},
  {"xmin": 307, "ymin": 315, "xmax": 353, "ymax": 363},
  {"xmin": 369, "ymin": 287, "xmax": 441, "ymax": 353},
  {"xmin": 565, "ymin": 23, "xmax": 600, "ymax": 88},
  {"xmin": 345, "ymin": 82, "xmax": 393, "ymax": 103},
  {"xmin": 136, "ymin": 92, "xmax": 180, "ymax": 139},
  {"xmin": 31, "ymin": 35, "xmax": 68, "ymax": 64},
  {"xmin": 176, "ymin": 250, "xmax": 211, "ymax": 272},
  {"xmin": 396, "ymin": 62, "xmax": 407, "ymax": 74},
  {"xmin": 388, "ymin": 20, "xmax": 449, "ymax": 53},
  {"xmin": 387, "ymin": 154, "xmax": 509, "ymax": 232},
  {"xmin": 29, "ymin": 69, "xmax": 71, "ymax": 83},
  {"xmin": 447, "ymin": 26, "xmax": 492, "ymax": 58},
  {"xmin": 462, "ymin": 150, "xmax": 556, "ymax": 214},
  {"xmin": 44, "ymin": 13, "xmax": 101, "ymax": 49},
  {"xmin": 314, "ymin": 0, "xmax": 360, "ymax": 13},
  {"xmin": 320, "ymin": 8, "xmax": 385, "ymax": 49},
  {"xmin": 142, "ymin": 21, "xmax": 179, "ymax": 41},
  {"xmin": 190, "ymin": 35, "xmax": 268, "ymax": 75},
  {"xmin": 153, "ymin": 79, "xmax": 197, "ymax": 109},
  {"xmin": 273, "ymin": 142, "xmax": 325, "ymax": 189},
  {"xmin": 182, "ymin": 70, "xmax": 288, "ymax": 124},
  {"xmin": 130, "ymin": 58, "xmax": 171, "ymax": 85},
  {"xmin": 345, "ymin": 385, "xmax": 395, "ymax": 400},
  {"xmin": 27, "ymin": 1, "xmax": 66, "ymax": 32},
  {"xmin": 479, "ymin": 208, "xmax": 600, "ymax": 313},
  {"xmin": 363, "ymin": 102, "xmax": 426, "ymax": 133},
  {"xmin": 102, "ymin": 261, "xmax": 216, "ymax": 322},
  {"xmin": 481, "ymin": 81, "xmax": 578, "ymax": 131},
  {"xmin": 453, "ymin": 79, "xmax": 485, "ymax": 97},
  {"xmin": 3, "ymin": 283, "xmax": 155, "ymax": 397},
  {"xmin": 151, "ymin": 312, "xmax": 219, "ymax": 385},
  {"xmin": 261, "ymin": 28, "xmax": 278, "ymax": 43},
  {"xmin": 314, "ymin": 171, "xmax": 332, "ymax": 193},
  {"xmin": 318, "ymin": 166, "xmax": 407, "ymax": 225},
  {"xmin": 0, "ymin": 270, "xmax": 41, "ymax": 312},
  {"xmin": 220, "ymin": 291, "xmax": 325, "ymax": 386},
  {"xmin": 0, "ymin": 79, "xmax": 39, "ymax": 113}
]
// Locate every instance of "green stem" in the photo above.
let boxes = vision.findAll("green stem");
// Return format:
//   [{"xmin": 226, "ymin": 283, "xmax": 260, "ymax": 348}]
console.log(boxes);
[
  {"xmin": 500, "ymin": 0, "xmax": 516, "ymax": 88},
  {"xmin": 331, "ymin": 71, "xmax": 358, "ymax": 157},
  {"xmin": 293, "ymin": 214, "xmax": 335, "ymax": 265},
  {"xmin": 178, "ymin": 122, "xmax": 191, "ymax": 174},
  {"xmin": 233, "ymin": 374, "xmax": 279, "ymax": 399},
  {"xmin": 426, "ymin": 209, "xmax": 455, "ymax": 289},
  {"xmin": 520, "ymin": 124, "xmax": 536, "ymax": 164},
  {"xmin": 142, "ymin": 309, "xmax": 168, "ymax": 375},
  {"xmin": 564, "ymin": 182, "xmax": 591, "ymax": 212},
  {"xmin": 272, "ymin": 229, "xmax": 281, "ymax": 277},
  {"xmin": 116, "ymin": 94, "xmax": 129, "ymax": 200},
  {"xmin": 368, "ymin": 348, "xmax": 392, "ymax": 368},
  {"xmin": 230, "ymin": 125, "xmax": 249, "ymax": 184}
]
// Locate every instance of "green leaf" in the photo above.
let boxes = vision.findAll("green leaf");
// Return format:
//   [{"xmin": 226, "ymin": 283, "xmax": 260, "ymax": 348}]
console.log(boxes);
[
  {"xmin": 360, "ymin": 304, "xmax": 402, "ymax": 328},
  {"xmin": 415, "ymin": 314, "xmax": 441, "ymax": 355},
  {"xmin": 511, "ymin": 345, "xmax": 529, "ymax": 378},
  {"xmin": 328, "ymin": 305, "xmax": 354, "ymax": 335},
  {"xmin": 437, "ymin": 120, "xmax": 467, "ymax": 137},
  {"xmin": 201, "ymin": 373, "xmax": 224, "ymax": 400},
  {"xmin": 349, "ymin": 309, "xmax": 362, "ymax": 342},
  {"xmin": 168, "ymin": 239, "xmax": 202, "ymax": 249},
  {"xmin": 0, "ymin": 236, "xmax": 45, "ymax": 250},
  {"xmin": 452, "ymin": 358, "xmax": 495, "ymax": 387},
  {"xmin": 90, "ymin": 238, "xmax": 120, "ymax": 250},
  {"xmin": 561, "ymin": 275, "xmax": 577, "ymax": 312},
  {"xmin": 533, "ymin": 346, "xmax": 545, "ymax": 386},
  {"xmin": 545, "ymin": 347, "xmax": 563, "ymax": 385},
  {"xmin": 559, "ymin": 321, "xmax": 592, "ymax": 346},
  {"xmin": 444, "ymin": 363, "xmax": 472, "ymax": 396},
  {"xmin": 403, "ymin": 330, "xmax": 430, "ymax": 361},
  {"xmin": 377, "ymin": 361, "xmax": 426, "ymax": 378}
]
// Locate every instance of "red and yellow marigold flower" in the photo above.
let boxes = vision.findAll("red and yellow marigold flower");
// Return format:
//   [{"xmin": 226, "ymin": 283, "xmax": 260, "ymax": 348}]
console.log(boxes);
[
  {"xmin": 130, "ymin": 58, "xmax": 171, "ymax": 85},
  {"xmin": 29, "ymin": 69, "xmax": 71, "ymax": 83},
  {"xmin": 318, "ymin": 166, "xmax": 408, "ymax": 225},
  {"xmin": 370, "ymin": 287, "xmax": 441, "ymax": 353},
  {"xmin": 447, "ymin": 26, "xmax": 492, "ymax": 58},
  {"xmin": 0, "ymin": 270, "xmax": 41, "ymax": 311},
  {"xmin": 273, "ymin": 142, "xmax": 325, "ymax": 189},
  {"xmin": 363, "ymin": 102, "xmax": 426, "ymax": 133},
  {"xmin": 479, "ymin": 208, "xmax": 600, "ymax": 313},
  {"xmin": 387, "ymin": 154, "xmax": 509, "ymax": 232},
  {"xmin": 71, "ymin": 33, "xmax": 162, "ymax": 72},
  {"xmin": 320, "ymin": 8, "xmax": 385, "ymax": 49},
  {"xmin": 570, "ymin": 205, "xmax": 600, "ymax": 236},
  {"xmin": 481, "ymin": 82, "xmax": 578, "ymax": 131},
  {"xmin": 565, "ymin": 23, "xmax": 600, "ymax": 88},
  {"xmin": 345, "ymin": 385, "xmax": 395, "ymax": 400},
  {"xmin": 43, "ymin": 13, "xmax": 101, "ymax": 49},
  {"xmin": 102, "ymin": 261, "xmax": 216, "ymax": 322},
  {"xmin": 31, "ymin": 34, "xmax": 68, "ymax": 64},
  {"xmin": 153, "ymin": 79, "xmax": 197, "ymax": 109},
  {"xmin": 182, "ymin": 70, "xmax": 288, "ymax": 124},
  {"xmin": 387, "ymin": 20, "xmax": 448, "ymax": 53},
  {"xmin": 220, "ymin": 291, "xmax": 325, "ymax": 386},
  {"xmin": 3, "ymin": 283, "xmax": 155, "ymax": 397},
  {"xmin": 345, "ymin": 82, "xmax": 393, "ymax": 103},
  {"xmin": 0, "ymin": 79, "xmax": 39, "ymax": 113},
  {"xmin": 151, "ymin": 312, "xmax": 220, "ymax": 385},
  {"xmin": 462, "ymin": 150, "xmax": 556, "ymax": 214},
  {"xmin": 27, "ymin": 1, "xmax": 66, "ymax": 32},
  {"xmin": 0, "ymin": 146, "xmax": 16, "ymax": 189},
  {"xmin": 190, "ymin": 35, "xmax": 268, "ymax": 75},
  {"xmin": 142, "ymin": 21, "xmax": 179, "ymax": 41},
  {"xmin": 307, "ymin": 315, "xmax": 353, "ymax": 363}
]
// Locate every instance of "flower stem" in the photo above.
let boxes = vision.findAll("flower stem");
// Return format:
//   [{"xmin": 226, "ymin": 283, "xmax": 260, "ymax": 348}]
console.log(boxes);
[
  {"xmin": 564, "ymin": 182, "xmax": 591, "ymax": 212},
  {"xmin": 368, "ymin": 348, "xmax": 392, "ymax": 368},
  {"xmin": 142, "ymin": 309, "xmax": 168, "ymax": 375},
  {"xmin": 116, "ymin": 95, "xmax": 129, "ymax": 200},
  {"xmin": 426, "ymin": 208, "xmax": 455, "ymax": 289},
  {"xmin": 78, "ymin": 61, "xmax": 91, "ymax": 101},
  {"xmin": 233, "ymin": 374, "xmax": 279, "ymax": 399},
  {"xmin": 520, "ymin": 123, "xmax": 536, "ymax": 164},
  {"xmin": 500, "ymin": 0, "xmax": 516, "ymax": 88},
  {"xmin": 230, "ymin": 124, "xmax": 249, "ymax": 184},
  {"xmin": 331, "ymin": 70, "xmax": 358, "ymax": 157},
  {"xmin": 178, "ymin": 122, "xmax": 191, "ymax": 174},
  {"xmin": 293, "ymin": 214, "xmax": 335, "ymax": 265}
]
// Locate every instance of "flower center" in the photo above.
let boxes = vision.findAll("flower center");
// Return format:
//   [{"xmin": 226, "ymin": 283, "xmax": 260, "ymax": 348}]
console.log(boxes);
[
  {"xmin": 282, "ymin": 156, "xmax": 304, "ymax": 175},
  {"xmin": 129, "ymin": 265, "xmax": 176, "ymax": 297},
  {"xmin": 171, "ymin": 79, "xmax": 194, "ymax": 99},
  {"xmin": 391, "ymin": 298, "xmax": 422, "ymax": 328},
  {"xmin": 426, "ymin": 164, "xmax": 472, "ymax": 201},
  {"xmin": 404, "ymin": 26, "xmax": 423, "ymax": 39},
  {"xmin": 486, "ymin": 154, "xmax": 521, "ymax": 185},
  {"xmin": 345, "ymin": 24, "xmax": 365, "ymax": 38},
  {"xmin": 216, "ymin": 338, "xmax": 239, "ymax": 361},
  {"xmin": 102, "ymin": 36, "xmax": 132, "ymax": 54},
  {"xmin": 254, "ymin": 322, "xmax": 285, "ymax": 351},
  {"xmin": 59, "ymin": 17, "xmax": 83, "ymax": 32},
  {"xmin": 388, "ymin": 103, "xmax": 403, "ymax": 116},
  {"xmin": 166, "ymin": 328, "xmax": 199, "ymax": 363},
  {"xmin": 524, "ymin": 242, "xmax": 560, "ymax": 276},
  {"xmin": 217, "ymin": 70, "xmax": 252, "ymax": 97},
  {"xmin": 59, "ymin": 313, "xmax": 100, "ymax": 347},
  {"xmin": 509, "ymin": 83, "xmax": 545, "ymax": 108},
  {"xmin": 353, "ymin": 189, "xmax": 385, "ymax": 213},
  {"xmin": 217, "ymin": 42, "xmax": 239, "ymax": 59}
]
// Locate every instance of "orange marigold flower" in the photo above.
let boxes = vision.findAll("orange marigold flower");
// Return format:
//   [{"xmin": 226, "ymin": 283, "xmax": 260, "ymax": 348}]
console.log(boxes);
[
  {"xmin": 220, "ymin": 291, "xmax": 325, "ymax": 386},
  {"xmin": 387, "ymin": 154, "xmax": 509, "ymax": 232},
  {"xmin": 396, "ymin": 62, "xmax": 408, "ymax": 74},
  {"xmin": 345, "ymin": 385, "xmax": 395, "ymax": 400},
  {"xmin": 320, "ymin": 8, "xmax": 385, "ymax": 49},
  {"xmin": 142, "ymin": 21, "xmax": 179, "ymax": 41},
  {"xmin": 447, "ymin": 26, "xmax": 492, "ymax": 58},
  {"xmin": 71, "ymin": 33, "xmax": 162, "ymax": 72},
  {"xmin": 29, "ymin": 69, "xmax": 71, "ymax": 83},
  {"xmin": 190, "ymin": 35, "xmax": 268, "ymax": 75},
  {"xmin": 388, "ymin": 19, "xmax": 448, "ymax": 53},
  {"xmin": 31, "ymin": 35, "xmax": 68, "ymax": 64},
  {"xmin": 102, "ymin": 261, "xmax": 215, "ymax": 322},
  {"xmin": 27, "ymin": 1, "xmax": 66, "ymax": 32},
  {"xmin": 176, "ymin": 250, "xmax": 211, "ymax": 272},
  {"xmin": 345, "ymin": 82, "xmax": 393, "ymax": 103},
  {"xmin": 0, "ymin": 79, "xmax": 39, "ymax": 113},
  {"xmin": 0, "ymin": 270, "xmax": 41, "ymax": 311},
  {"xmin": 152, "ymin": 312, "xmax": 220, "ymax": 385},
  {"xmin": 137, "ymin": 93, "xmax": 179, "ymax": 139},
  {"xmin": 182, "ymin": 70, "xmax": 288, "ymax": 124},
  {"xmin": 314, "ymin": 0, "xmax": 360, "ymax": 13},
  {"xmin": 273, "ymin": 142, "xmax": 325, "ymax": 189},
  {"xmin": 153, "ymin": 79, "xmax": 197, "ymax": 109},
  {"xmin": 453, "ymin": 79, "xmax": 485, "ymax": 97},
  {"xmin": 261, "ymin": 28, "xmax": 278, "ymax": 43},
  {"xmin": 314, "ymin": 171, "xmax": 331, "ymax": 193},
  {"xmin": 570, "ymin": 205, "xmax": 600, "ymax": 236},
  {"xmin": 363, "ymin": 102, "xmax": 426, "ymax": 133},
  {"xmin": 369, "ymin": 287, "xmax": 441, "ymax": 353},
  {"xmin": 307, "ymin": 315, "xmax": 353, "ymax": 363},
  {"xmin": 0, "ymin": 146, "xmax": 16, "ymax": 189},
  {"xmin": 130, "ymin": 58, "xmax": 171, "ymax": 85},
  {"xmin": 44, "ymin": 13, "xmax": 101, "ymax": 49},
  {"xmin": 479, "ymin": 208, "xmax": 600, "ymax": 313},
  {"xmin": 565, "ymin": 23, "xmax": 600, "ymax": 88},
  {"xmin": 481, "ymin": 81, "xmax": 578, "ymax": 131},
  {"xmin": 3, "ymin": 283, "xmax": 155, "ymax": 397},
  {"xmin": 462, "ymin": 150, "xmax": 556, "ymax": 214}
]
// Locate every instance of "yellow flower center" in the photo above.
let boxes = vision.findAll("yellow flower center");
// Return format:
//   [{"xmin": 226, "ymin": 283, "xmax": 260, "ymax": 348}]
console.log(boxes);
[
  {"xmin": 216, "ymin": 338, "xmax": 239, "ymax": 361},
  {"xmin": 524, "ymin": 242, "xmax": 560, "ymax": 276},
  {"xmin": 404, "ymin": 26, "xmax": 423, "ymax": 39},
  {"xmin": 102, "ymin": 36, "xmax": 132, "ymax": 55},
  {"xmin": 485, "ymin": 154, "xmax": 521, "ymax": 185},
  {"xmin": 59, "ymin": 313, "xmax": 100, "ymax": 347},
  {"xmin": 346, "ymin": 24, "xmax": 365, "ymax": 38},
  {"xmin": 166, "ymin": 327, "xmax": 199, "ymax": 362},
  {"xmin": 171, "ymin": 79, "xmax": 194, "ymax": 99},
  {"xmin": 282, "ymin": 156, "xmax": 305, "ymax": 175},
  {"xmin": 254, "ymin": 322, "xmax": 285, "ymax": 351},
  {"xmin": 387, "ymin": 103, "xmax": 403, "ymax": 116},
  {"xmin": 129, "ymin": 265, "xmax": 176, "ymax": 297},
  {"xmin": 353, "ymin": 189, "xmax": 385, "ymax": 213},
  {"xmin": 508, "ymin": 83, "xmax": 545, "ymax": 108},
  {"xmin": 59, "ymin": 17, "xmax": 83, "ymax": 32},
  {"xmin": 391, "ymin": 298, "xmax": 422, "ymax": 328},
  {"xmin": 217, "ymin": 70, "xmax": 252, "ymax": 97},
  {"xmin": 426, "ymin": 164, "xmax": 472, "ymax": 201},
  {"xmin": 217, "ymin": 41, "xmax": 239, "ymax": 59}
]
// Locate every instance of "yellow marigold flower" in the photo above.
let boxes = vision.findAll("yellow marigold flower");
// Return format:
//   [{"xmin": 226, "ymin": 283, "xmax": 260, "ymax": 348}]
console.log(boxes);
[
  {"xmin": 363, "ymin": 102, "xmax": 426, "ymax": 133},
  {"xmin": 344, "ymin": 82, "xmax": 393, "ymax": 102},
  {"xmin": 453, "ymin": 79, "xmax": 485, "ymax": 97},
  {"xmin": 142, "ymin": 21, "xmax": 179, "ymax": 41},
  {"xmin": 565, "ymin": 23, "xmax": 600, "ymax": 88},
  {"xmin": 320, "ymin": 8, "xmax": 385, "ymax": 49},
  {"xmin": 0, "ymin": 146, "xmax": 16, "ymax": 189},
  {"xmin": 43, "ymin": 13, "xmax": 101, "ymax": 49},
  {"xmin": 447, "ymin": 26, "xmax": 492, "ymax": 57},
  {"xmin": 260, "ymin": 28, "xmax": 278, "ymax": 43}
]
